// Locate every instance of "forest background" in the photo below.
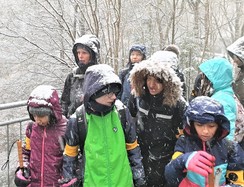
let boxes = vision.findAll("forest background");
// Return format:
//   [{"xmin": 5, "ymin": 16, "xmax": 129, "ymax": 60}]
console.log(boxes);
[
  {"xmin": 1, "ymin": 0, "xmax": 243, "ymax": 104},
  {"xmin": 0, "ymin": 0, "xmax": 243, "ymax": 185}
]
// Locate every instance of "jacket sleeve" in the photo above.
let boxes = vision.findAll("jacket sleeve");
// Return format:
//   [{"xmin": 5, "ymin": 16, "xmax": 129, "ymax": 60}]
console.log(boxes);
[
  {"xmin": 173, "ymin": 99, "xmax": 187, "ymax": 135},
  {"xmin": 164, "ymin": 137, "xmax": 190, "ymax": 186},
  {"xmin": 176, "ymin": 69, "xmax": 187, "ymax": 100},
  {"xmin": 61, "ymin": 73, "xmax": 73, "ymax": 118},
  {"xmin": 127, "ymin": 95, "xmax": 138, "ymax": 117},
  {"xmin": 62, "ymin": 116, "xmax": 80, "ymax": 179},
  {"xmin": 227, "ymin": 141, "xmax": 244, "ymax": 170},
  {"xmin": 123, "ymin": 107, "xmax": 146, "ymax": 186}
]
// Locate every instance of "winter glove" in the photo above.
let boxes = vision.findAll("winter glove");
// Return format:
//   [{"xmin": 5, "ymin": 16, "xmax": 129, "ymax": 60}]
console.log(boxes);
[
  {"xmin": 186, "ymin": 151, "xmax": 215, "ymax": 177},
  {"xmin": 58, "ymin": 177, "xmax": 79, "ymax": 187},
  {"xmin": 14, "ymin": 167, "xmax": 31, "ymax": 187}
]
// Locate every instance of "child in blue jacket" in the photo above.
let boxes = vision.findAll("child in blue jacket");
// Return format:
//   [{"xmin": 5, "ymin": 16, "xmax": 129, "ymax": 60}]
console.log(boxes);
[{"xmin": 165, "ymin": 96, "xmax": 244, "ymax": 187}]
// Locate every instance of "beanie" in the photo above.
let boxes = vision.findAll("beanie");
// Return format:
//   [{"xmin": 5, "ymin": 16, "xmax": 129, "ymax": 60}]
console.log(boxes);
[{"xmin": 164, "ymin": 44, "xmax": 180, "ymax": 57}]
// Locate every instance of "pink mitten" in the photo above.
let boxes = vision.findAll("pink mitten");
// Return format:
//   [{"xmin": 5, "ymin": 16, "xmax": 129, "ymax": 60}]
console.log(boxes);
[{"xmin": 186, "ymin": 151, "xmax": 215, "ymax": 177}]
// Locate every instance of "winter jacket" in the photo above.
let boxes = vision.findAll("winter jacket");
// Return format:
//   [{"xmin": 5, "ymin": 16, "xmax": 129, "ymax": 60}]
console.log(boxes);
[
  {"xmin": 61, "ymin": 35, "xmax": 100, "ymax": 118},
  {"xmin": 165, "ymin": 97, "xmax": 244, "ymax": 187},
  {"xmin": 199, "ymin": 58, "xmax": 236, "ymax": 140},
  {"xmin": 118, "ymin": 64, "xmax": 133, "ymax": 106},
  {"xmin": 62, "ymin": 64, "xmax": 145, "ymax": 187},
  {"xmin": 24, "ymin": 85, "xmax": 67, "ymax": 187},
  {"xmin": 227, "ymin": 36, "xmax": 244, "ymax": 107},
  {"xmin": 117, "ymin": 45, "xmax": 146, "ymax": 106},
  {"xmin": 128, "ymin": 59, "xmax": 187, "ymax": 186}
]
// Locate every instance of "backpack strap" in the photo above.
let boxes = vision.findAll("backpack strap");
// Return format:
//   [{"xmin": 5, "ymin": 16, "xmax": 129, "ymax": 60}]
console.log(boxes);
[{"xmin": 76, "ymin": 105, "xmax": 87, "ymax": 153}]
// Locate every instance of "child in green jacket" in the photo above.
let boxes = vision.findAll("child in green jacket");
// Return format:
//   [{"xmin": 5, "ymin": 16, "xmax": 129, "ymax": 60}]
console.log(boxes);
[{"xmin": 59, "ymin": 64, "xmax": 146, "ymax": 187}]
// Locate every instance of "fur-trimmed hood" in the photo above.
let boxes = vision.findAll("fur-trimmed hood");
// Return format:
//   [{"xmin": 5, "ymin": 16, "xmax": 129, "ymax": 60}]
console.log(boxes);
[{"xmin": 129, "ymin": 59, "xmax": 182, "ymax": 107}]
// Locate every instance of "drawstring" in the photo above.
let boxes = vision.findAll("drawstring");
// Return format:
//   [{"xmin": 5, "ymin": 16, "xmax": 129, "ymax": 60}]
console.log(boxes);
[
  {"xmin": 202, "ymin": 141, "xmax": 206, "ymax": 151},
  {"xmin": 1, "ymin": 140, "xmax": 18, "ymax": 170}
]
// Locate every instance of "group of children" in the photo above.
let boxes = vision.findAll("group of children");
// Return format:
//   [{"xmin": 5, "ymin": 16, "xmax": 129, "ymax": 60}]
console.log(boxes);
[{"xmin": 14, "ymin": 34, "xmax": 244, "ymax": 187}]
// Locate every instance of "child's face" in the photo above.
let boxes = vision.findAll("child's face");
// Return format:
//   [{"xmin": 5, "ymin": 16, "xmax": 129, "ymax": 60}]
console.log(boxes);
[
  {"xmin": 33, "ymin": 115, "xmax": 50, "ymax": 127},
  {"xmin": 146, "ymin": 75, "xmax": 164, "ymax": 95},
  {"xmin": 194, "ymin": 121, "xmax": 218, "ymax": 142},
  {"xmin": 77, "ymin": 48, "xmax": 91, "ymax": 64},
  {"xmin": 130, "ymin": 51, "xmax": 144, "ymax": 63}
]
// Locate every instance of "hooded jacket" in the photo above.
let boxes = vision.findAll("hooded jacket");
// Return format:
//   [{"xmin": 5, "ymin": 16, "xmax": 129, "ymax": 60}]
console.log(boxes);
[
  {"xmin": 62, "ymin": 64, "xmax": 145, "ymax": 187},
  {"xmin": 128, "ymin": 59, "xmax": 186, "ymax": 186},
  {"xmin": 118, "ymin": 45, "xmax": 146, "ymax": 106},
  {"xmin": 199, "ymin": 58, "xmax": 236, "ymax": 140},
  {"xmin": 24, "ymin": 85, "xmax": 67, "ymax": 187},
  {"xmin": 61, "ymin": 34, "xmax": 100, "ymax": 118},
  {"xmin": 165, "ymin": 96, "xmax": 244, "ymax": 187},
  {"xmin": 227, "ymin": 36, "xmax": 244, "ymax": 107},
  {"xmin": 150, "ymin": 50, "xmax": 187, "ymax": 98}
]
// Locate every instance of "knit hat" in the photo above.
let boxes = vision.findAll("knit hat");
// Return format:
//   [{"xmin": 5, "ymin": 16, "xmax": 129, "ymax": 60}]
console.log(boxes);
[
  {"xmin": 29, "ymin": 106, "xmax": 53, "ymax": 117},
  {"xmin": 91, "ymin": 83, "xmax": 121, "ymax": 100},
  {"xmin": 164, "ymin": 44, "xmax": 180, "ymax": 57}
]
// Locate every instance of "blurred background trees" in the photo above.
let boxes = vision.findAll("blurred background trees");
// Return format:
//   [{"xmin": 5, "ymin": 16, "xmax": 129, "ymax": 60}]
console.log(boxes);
[{"xmin": 0, "ymin": 0, "xmax": 243, "ymax": 103}]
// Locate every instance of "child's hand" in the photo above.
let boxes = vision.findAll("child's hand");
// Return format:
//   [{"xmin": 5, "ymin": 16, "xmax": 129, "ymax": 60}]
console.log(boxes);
[
  {"xmin": 14, "ymin": 168, "xmax": 31, "ymax": 186},
  {"xmin": 185, "ymin": 151, "xmax": 215, "ymax": 177},
  {"xmin": 58, "ymin": 177, "xmax": 78, "ymax": 187}
]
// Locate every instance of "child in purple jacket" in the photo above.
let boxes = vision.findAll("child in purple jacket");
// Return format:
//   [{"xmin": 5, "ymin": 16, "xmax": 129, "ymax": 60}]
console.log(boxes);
[{"xmin": 14, "ymin": 85, "xmax": 67, "ymax": 186}]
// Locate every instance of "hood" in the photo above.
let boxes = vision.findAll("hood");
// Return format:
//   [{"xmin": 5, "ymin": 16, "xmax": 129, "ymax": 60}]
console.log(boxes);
[
  {"xmin": 83, "ymin": 64, "xmax": 121, "ymax": 108},
  {"xmin": 149, "ymin": 50, "xmax": 179, "ymax": 70},
  {"xmin": 129, "ymin": 59, "xmax": 182, "ymax": 107},
  {"xmin": 183, "ymin": 96, "xmax": 230, "ymax": 140},
  {"xmin": 72, "ymin": 34, "xmax": 100, "ymax": 65},
  {"xmin": 127, "ymin": 44, "xmax": 147, "ymax": 65},
  {"xmin": 199, "ymin": 58, "xmax": 233, "ymax": 92},
  {"xmin": 27, "ymin": 85, "xmax": 63, "ymax": 122},
  {"xmin": 227, "ymin": 36, "xmax": 244, "ymax": 67}
]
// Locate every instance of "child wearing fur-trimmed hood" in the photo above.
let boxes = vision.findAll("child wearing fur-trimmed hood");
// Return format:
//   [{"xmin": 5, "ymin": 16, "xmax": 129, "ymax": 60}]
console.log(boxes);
[{"xmin": 128, "ymin": 58, "xmax": 187, "ymax": 186}]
